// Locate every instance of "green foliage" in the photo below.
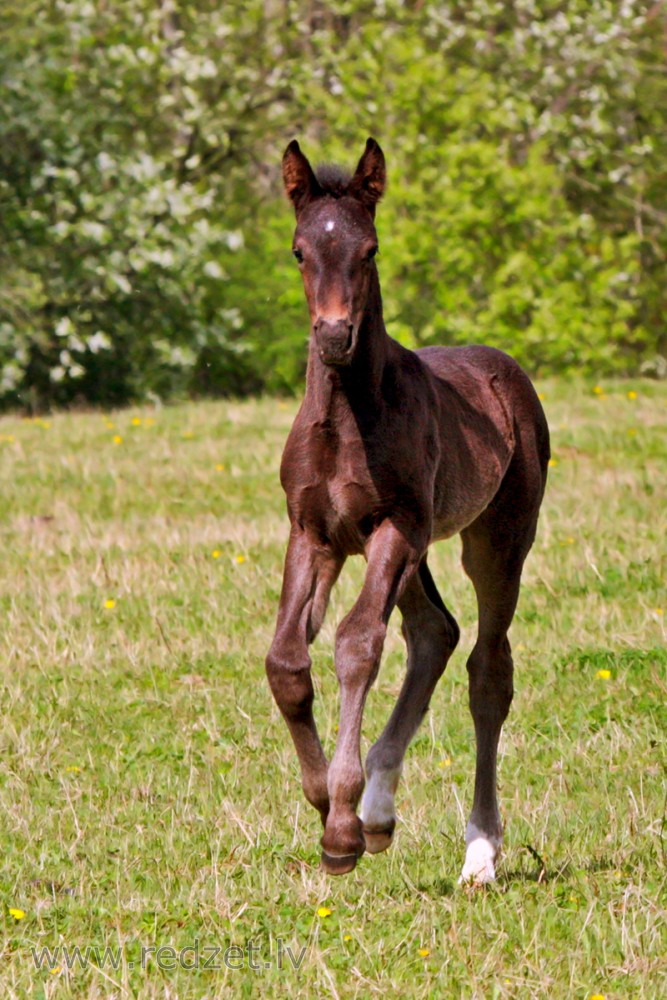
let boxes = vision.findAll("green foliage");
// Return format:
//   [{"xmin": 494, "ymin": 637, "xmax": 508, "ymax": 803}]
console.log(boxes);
[
  {"xmin": 1, "ymin": 1, "xmax": 665, "ymax": 406},
  {"xmin": 0, "ymin": 0, "xmax": 291, "ymax": 406}
]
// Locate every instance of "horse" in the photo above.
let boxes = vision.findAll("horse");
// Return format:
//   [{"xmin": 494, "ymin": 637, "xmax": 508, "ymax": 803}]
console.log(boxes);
[{"xmin": 265, "ymin": 137, "xmax": 550, "ymax": 882}]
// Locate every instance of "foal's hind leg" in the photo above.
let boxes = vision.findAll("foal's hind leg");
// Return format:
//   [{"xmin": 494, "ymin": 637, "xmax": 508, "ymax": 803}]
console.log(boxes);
[
  {"xmin": 360, "ymin": 558, "xmax": 459, "ymax": 853},
  {"xmin": 458, "ymin": 516, "xmax": 537, "ymax": 884}
]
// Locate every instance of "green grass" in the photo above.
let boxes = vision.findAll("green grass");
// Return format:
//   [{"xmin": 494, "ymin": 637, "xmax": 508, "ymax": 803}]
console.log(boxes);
[{"xmin": 0, "ymin": 379, "xmax": 665, "ymax": 999}]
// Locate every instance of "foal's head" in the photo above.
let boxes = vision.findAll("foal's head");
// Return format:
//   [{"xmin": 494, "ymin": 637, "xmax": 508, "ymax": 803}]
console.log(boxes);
[{"xmin": 282, "ymin": 138, "xmax": 386, "ymax": 367}]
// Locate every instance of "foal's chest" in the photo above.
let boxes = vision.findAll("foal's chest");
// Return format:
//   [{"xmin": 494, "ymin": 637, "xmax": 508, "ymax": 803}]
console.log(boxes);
[
  {"xmin": 327, "ymin": 475, "xmax": 374, "ymax": 527},
  {"xmin": 283, "ymin": 427, "xmax": 382, "ymax": 551}
]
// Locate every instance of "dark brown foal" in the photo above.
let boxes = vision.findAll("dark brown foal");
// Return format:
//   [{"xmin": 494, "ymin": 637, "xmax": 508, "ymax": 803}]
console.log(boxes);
[{"xmin": 266, "ymin": 138, "xmax": 550, "ymax": 881}]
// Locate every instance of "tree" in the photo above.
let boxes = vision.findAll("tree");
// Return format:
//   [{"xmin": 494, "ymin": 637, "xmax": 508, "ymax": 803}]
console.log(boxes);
[{"xmin": 0, "ymin": 0, "xmax": 664, "ymax": 408}]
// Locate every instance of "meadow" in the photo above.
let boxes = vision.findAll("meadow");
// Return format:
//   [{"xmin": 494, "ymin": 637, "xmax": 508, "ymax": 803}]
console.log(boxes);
[{"xmin": 0, "ymin": 379, "xmax": 665, "ymax": 999}]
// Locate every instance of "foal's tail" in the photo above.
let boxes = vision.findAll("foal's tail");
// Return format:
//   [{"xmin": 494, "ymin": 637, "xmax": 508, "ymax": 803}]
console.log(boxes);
[{"xmin": 481, "ymin": 346, "xmax": 551, "ymax": 520}]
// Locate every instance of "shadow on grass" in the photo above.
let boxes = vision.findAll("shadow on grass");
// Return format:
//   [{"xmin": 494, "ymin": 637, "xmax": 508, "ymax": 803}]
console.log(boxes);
[
  {"xmin": 500, "ymin": 848, "xmax": 621, "ymax": 886},
  {"xmin": 415, "ymin": 876, "xmax": 456, "ymax": 898}
]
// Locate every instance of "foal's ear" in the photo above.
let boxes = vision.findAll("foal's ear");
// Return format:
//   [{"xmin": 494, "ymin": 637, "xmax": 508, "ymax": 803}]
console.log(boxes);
[
  {"xmin": 350, "ymin": 137, "xmax": 386, "ymax": 216},
  {"xmin": 282, "ymin": 140, "xmax": 321, "ymax": 213}
]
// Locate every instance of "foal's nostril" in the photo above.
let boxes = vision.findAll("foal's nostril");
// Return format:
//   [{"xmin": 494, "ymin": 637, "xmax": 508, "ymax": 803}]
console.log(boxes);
[{"xmin": 314, "ymin": 318, "xmax": 355, "ymax": 361}]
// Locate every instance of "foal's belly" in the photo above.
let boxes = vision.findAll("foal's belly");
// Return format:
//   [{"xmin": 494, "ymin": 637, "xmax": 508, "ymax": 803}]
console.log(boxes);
[
  {"xmin": 300, "ymin": 464, "xmax": 506, "ymax": 553},
  {"xmin": 431, "ymin": 493, "xmax": 497, "ymax": 541},
  {"xmin": 430, "ymin": 449, "xmax": 510, "ymax": 541}
]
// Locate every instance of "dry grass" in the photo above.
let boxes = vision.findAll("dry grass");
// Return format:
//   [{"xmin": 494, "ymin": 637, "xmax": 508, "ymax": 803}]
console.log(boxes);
[{"xmin": 0, "ymin": 380, "xmax": 665, "ymax": 998}]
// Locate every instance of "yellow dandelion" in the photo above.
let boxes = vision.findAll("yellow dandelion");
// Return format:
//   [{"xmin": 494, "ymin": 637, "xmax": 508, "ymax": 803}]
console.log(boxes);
[
  {"xmin": 131, "ymin": 417, "xmax": 142, "ymax": 426},
  {"xmin": 548, "ymin": 458, "xmax": 558, "ymax": 467},
  {"xmin": 537, "ymin": 392, "xmax": 545, "ymax": 401},
  {"xmin": 215, "ymin": 463, "xmax": 225, "ymax": 471},
  {"xmin": 627, "ymin": 390, "xmax": 637, "ymax": 400},
  {"xmin": 105, "ymin": 421, "xmax": 115, "ymax": 429},
  {"xmin": 654, "ymin": 608, "xmax": 663, "ymax": 616},
  {"xmin": 112, "ymin": 434, "xmax": 122, "ymax": 445},
  {"xmin": 39, "ymin": 420, "xmax": 51, "ymax": 429},
  {"xmin": 65, "ymin": 765, "xmax": 81, "ymax": 773},
  {"xmin": 565, "ymin": 536, "xmax": 575, "ymax": 545},
  {"xmin": 596, "ymin": 669, "xmax": 611, "ymax": 680},
  {"xmin": 145, "ymin": 417, "xmax": 156, "ymax": 427},
  {"xmin": 104, "ymin": 599, "xmax": 116, "ymax": 610},
  {"xmin": 438, "ymin": 758, "xmax": 452, "ymax": 768},
  {"xmin": 50, "ymin": 967, "xmax": 62, "ymax": 975},
  {"xmin": 343, "ymin": 934, "xmax": 352, "ymax": 942},
  {"xmin": 9, "ymin": 908, "xmax": 26, "ymax": 920},
  {"xmin": 418, "ymin": 947, "xmax": 430, "ymax": 957},
  {"xmin": 317, "ymin": 906, "xmax": 332, "ymax": 918},
  {"xmin": 234, "ymin": 554, "xmax": 246, "ymax": 564},
  {"xmin": 590, "ymin": 994, "xmax": 606, "ymax": 1000},
  {"xmin": 212, "ymin": 550, "xmax": 221, "ymax": 559},
  {"xmin": 593, "ymin": 385, "xmax": 604, "ymax": 395}
]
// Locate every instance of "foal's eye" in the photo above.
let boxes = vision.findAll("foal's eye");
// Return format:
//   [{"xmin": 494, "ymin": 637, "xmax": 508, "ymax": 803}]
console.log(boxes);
[
  {"xmin": 366, "ymin": 246, "xmax": 379, "ymax": 261},
  {"xmin": 292, "ymin": 249, "xmax": 304, "ymax": 264}
]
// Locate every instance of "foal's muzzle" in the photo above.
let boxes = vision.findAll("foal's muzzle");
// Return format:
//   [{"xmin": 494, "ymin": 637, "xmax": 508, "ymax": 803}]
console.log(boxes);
[{"xmin": 313, "ymin": 319, "xmax": 356, "ymax": 366}]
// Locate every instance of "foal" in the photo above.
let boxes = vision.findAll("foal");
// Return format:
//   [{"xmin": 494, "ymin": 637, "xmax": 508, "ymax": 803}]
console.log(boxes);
[{"xmin": 266, "ymin": 138, "xmax": 549, "ymax": 882}]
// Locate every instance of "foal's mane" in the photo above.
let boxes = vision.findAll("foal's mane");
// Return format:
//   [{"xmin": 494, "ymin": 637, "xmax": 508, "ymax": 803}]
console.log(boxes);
[{"xmin": 315, "ymin": 164, "xmax": 352, "ymax": 198}]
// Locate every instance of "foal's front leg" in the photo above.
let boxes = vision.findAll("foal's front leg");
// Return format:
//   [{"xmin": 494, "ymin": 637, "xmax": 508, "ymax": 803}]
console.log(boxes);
[
  {"xmin": 321, "ymin": 520, "xmax": 424, "ymax": 874},
  {"xmin": 265, "ymin": 527, "xmax": 342, "ymax": 822}
]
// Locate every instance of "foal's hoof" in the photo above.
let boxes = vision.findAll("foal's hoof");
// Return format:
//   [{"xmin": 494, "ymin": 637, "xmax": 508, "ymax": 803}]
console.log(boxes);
[
  {"xmin": 362, "ymin": 820, "xmax": 396, "ymax": 855},
  {"xmin": 459, "ymin": 836, "xmax": 498, "ymax": 885},
  {"xmin": 320, "ymin": 846, "xmax": 364, "ymax": 876}
]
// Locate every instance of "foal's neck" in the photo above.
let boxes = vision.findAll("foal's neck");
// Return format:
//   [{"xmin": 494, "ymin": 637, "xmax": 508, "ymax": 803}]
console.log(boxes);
[{"xmin": 305, "ymin": 268, "xmax": 390, "ymax": 419}]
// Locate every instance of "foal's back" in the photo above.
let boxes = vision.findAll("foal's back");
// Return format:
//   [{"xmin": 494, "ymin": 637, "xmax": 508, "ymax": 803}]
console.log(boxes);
[{"xmin": 411, "ymin": 344, "xmax": 550, "ymax": 541}]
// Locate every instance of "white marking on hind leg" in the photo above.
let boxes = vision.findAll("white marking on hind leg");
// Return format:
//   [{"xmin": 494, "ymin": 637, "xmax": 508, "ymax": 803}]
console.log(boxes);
[
  {"xmin": 459, "ymin": 822, "xmax": 502, "ymax": 885},
  {"xmin": 360, "ymin": 766, "xmax": 401, "ymax": 831}
]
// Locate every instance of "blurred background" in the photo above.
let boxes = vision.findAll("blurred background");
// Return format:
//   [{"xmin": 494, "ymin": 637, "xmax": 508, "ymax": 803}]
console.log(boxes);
[{"xmin": 1, "ymin": 0, "xmax": 665, "ymax": 410}]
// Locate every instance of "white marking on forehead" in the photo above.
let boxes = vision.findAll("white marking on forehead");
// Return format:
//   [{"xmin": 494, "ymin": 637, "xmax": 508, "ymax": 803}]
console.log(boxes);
[{"xmin": 324, "ymin": 219, "xmax": 335, "ymax": 232}]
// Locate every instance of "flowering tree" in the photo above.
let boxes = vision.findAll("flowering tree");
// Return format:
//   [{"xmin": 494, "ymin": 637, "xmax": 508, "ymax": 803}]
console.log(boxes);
[{"xmin": 0, "ymin": 0, "xmax": 665, "ymax": 407}]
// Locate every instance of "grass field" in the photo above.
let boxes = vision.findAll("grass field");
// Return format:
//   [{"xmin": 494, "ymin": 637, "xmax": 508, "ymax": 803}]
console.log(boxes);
[{"xmin": 0, "ymin": 379, "xmax": 665, "ymax": 999}]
